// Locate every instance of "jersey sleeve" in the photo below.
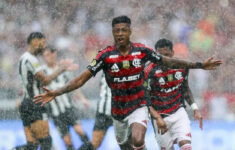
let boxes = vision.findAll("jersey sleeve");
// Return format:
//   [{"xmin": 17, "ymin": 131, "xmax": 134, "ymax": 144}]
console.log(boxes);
[
  {"xmin": 87, "ymin": 50, "xmax": 105, "ymax": 76},
  {"xmin": 145, "ymin": 48, "xmax": 163, "ymax": 64},
  {"xmin": 25, "ymin": 56, "xmax": 42, "ymax": 75},
  {"xmin": 184, "ymin": 69, "xmax": 189, "ymax": 80}
]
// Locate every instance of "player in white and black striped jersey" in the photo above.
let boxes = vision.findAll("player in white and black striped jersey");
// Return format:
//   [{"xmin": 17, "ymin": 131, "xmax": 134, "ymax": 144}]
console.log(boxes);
[
  {"xmin": 42, "ymin": 46, "xmax": 90, "ymax": 150},
  {"xmin": 15, "ymin": 32, "xmax": 67, "ymax": 150},
  {"xmin": 79, "ymin": 73, "xmax": 113, "ymax": 150}
]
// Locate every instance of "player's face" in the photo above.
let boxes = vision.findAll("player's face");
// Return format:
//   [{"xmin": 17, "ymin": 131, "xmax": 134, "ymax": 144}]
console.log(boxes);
[
  {"xmin": 43, "ymin": 50, "xmax": 57, "ymax": 65},
  {"xmin": 112, "ymin": 23, "xmax": 131, "ymax": 46},
  {"xmin": 30, "ymin": 38, "xmax": 46, "ymax": 55},
  {"xmin": 157, "ymin": 47, "xmax": 174, "ymax": 57}
]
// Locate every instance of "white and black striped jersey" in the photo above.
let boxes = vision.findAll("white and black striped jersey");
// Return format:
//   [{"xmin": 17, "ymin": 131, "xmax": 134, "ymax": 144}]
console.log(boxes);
[
  {"xmin": 97, "ymin": 74, "xmax": 112, "ymax": 116},
  {"xmin": 19, "ymin": 52, "xmax": 43, "ymax": 100},
  {"xmin": 42, "ymin": 65, "xmax": 73, "ymax": 117}
]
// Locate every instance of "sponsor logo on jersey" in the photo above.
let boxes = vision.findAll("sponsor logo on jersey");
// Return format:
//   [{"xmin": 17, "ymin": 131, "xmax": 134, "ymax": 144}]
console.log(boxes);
[
  {"xmin": 111, "ymin": 63, "xmax": 119, "ymax": 72},
  {"xmin": 123, "ymin": 60, "xmax": 130, "ymax": 69},
  {"xmin": 132, "ymin": 59, "xmax": 141, "ymax": 67},
  {"xmin": 160, "ymin": 83, "xmax": 182, "ymax": 93},
  {"xmin": 159, "ymin": 77, "xmax": 165, "ymax": 85},
  {"xmin": 114, "ymin": 74, "xmax": 140, "ymax": 82},
  {"xmin": 175, "ymin": 71, "xmax": 183, "ymax": 80}
]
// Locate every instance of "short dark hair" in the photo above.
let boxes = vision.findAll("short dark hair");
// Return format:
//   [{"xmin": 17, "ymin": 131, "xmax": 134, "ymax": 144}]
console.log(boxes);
[
  {"xmin": 155, "ymin": 38, "xmax": 173, "ymax": 51},
  {"xmin": 112, "ymin": 16, "xmax": 131, "ymax": 27},
  {"xmin": 27, "ymin": 32, "xmax": 45, "ymax": 44}
]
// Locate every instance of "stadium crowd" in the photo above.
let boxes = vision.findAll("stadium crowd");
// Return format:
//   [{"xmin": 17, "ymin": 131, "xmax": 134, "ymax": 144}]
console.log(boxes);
[{"xmin": 0, "ymin": 0, "xmax": 234, "ymax": 120}]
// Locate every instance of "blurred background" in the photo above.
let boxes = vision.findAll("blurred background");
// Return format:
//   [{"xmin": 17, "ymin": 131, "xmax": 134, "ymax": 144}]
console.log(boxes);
[{"xmin": 0, "ymin": 0, "xmax": 234, "ymax": 149}]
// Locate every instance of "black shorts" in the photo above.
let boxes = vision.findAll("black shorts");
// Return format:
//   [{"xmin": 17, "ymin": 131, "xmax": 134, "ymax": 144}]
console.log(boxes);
[
  {"xmin": 52, "ymin": 107, "xmax": 80, "ymax": 137},
  {"xmin": 93, "ymin": 112, "xmax": 113, "ymax": 131},
  {"xmin": 19, "ymin": 100, "xmax": 48, "ymax": 126}
]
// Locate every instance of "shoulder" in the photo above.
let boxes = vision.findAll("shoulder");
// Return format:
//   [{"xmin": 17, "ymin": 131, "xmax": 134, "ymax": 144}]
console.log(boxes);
[
  {"xmin": 96, "ymin": 45, "xmax": 115, "ymax": 59},
  {"xmin": 144, "ymin": 62, "xmax": 157, "ymax": 78},
  {"xmin": 132, "ymin": 42, "xmax": 154, "ymax": 51},
  {"xmin": 25, "ymin": 52, "xmax": 39, "ymax": 63}
]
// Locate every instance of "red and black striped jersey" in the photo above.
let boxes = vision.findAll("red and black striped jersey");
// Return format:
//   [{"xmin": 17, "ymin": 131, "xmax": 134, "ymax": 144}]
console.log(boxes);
[
  {"xmin": 144, "ymin": 62, "xmax": 188, "ymax": 115},
  {"xmin": 87, "ymin": 42, "xmax": 162, "ymax": 120}
]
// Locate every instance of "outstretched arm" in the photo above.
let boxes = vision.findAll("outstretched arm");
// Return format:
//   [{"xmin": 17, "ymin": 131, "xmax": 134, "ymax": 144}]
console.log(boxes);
[
  {"xmin": 34, "ymin": 69, "xmax": 93, "ymax": 106},
  {"xmin": 183, "ymin": 79, "xmax": 203, "ymax": 130},
  {"xmin": 161, "ymin": 56, "xmax": 222, "ymax": 70}
]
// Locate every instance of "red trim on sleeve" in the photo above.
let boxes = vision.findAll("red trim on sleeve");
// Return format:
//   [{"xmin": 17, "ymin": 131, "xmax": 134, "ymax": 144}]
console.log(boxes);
[
  {"xmin": 96, "ymin": 46, "xmax": 115, "ymax": 60},
  {"xmin": 144, "ymin": 63, "xmax": 157, "ymax": 78},
  {"xmin": 132, "ymin": 43, "xmax": 154, "ymax": 51}
]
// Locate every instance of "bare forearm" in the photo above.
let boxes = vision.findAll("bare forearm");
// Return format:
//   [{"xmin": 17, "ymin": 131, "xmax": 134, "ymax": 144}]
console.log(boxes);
[
  {"xmin": 35, "ymin": 68, "xmax": 65, "ymax": 85},
  {"xmin": 53, "ymin": 69, "xmax": 92, "ymax": 96},
  {"xmin": 162, "ymin": 56, "xmax": 201, "ymax": 69},
  {"xmin": 43, "ymin": 68, "xmax": 65, "ymax": 85}
]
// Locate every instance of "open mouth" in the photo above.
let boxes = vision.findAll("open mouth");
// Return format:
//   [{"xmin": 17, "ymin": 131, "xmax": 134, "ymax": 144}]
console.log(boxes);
[{"xmin": 117, "ymin": 38, "xmax": 125, "ymax": 43}]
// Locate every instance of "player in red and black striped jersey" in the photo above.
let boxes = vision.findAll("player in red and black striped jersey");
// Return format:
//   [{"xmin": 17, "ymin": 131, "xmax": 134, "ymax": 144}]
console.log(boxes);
[
  {"xmin": 34, "ymin": 16, "xmax": 221, "ymax": 150},
  {"xmin": 145, "ymin": 39, "xmax": 203, "ymax": 150}
]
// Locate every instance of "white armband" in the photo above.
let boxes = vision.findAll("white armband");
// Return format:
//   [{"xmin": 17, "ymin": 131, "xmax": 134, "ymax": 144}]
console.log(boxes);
[{"xmin": 191, "ymin": 103, "xmax": 198, "ymax": 110}]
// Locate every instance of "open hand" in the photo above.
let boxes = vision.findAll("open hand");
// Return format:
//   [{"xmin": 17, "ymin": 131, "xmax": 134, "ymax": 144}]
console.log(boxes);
[
  {"xmin": 194, "ymin": 110, "xmax": 203, "ymax": 130},
  {"xmin": 33, "ymin": 87, "xmax": 56, "ymax": 106},
  {"xmin": 202, "ymin": 56, "xmax": 222, "ymax": 70}
]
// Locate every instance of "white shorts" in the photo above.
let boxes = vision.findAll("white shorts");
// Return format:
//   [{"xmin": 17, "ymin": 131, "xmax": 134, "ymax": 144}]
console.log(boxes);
[
  {"xmin": 112, "ymin": 106, "xmax": 149, "ymax": 145},
  {"xmin": 152, "ymin": 107, "xmax": 191, "ymax": 150}
]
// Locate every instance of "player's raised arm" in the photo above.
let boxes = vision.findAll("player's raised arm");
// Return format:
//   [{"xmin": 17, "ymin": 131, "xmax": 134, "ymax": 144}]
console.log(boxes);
[
  {"xmin": 34, "ymin": 69, "xmax": 92, "ymax": 106},
  {"xmin": 161, "ymin": 55, "xmax": 222, "ymax": 70}
]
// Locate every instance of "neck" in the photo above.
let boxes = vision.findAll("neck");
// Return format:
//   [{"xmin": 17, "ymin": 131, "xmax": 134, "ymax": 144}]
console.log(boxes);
[
  {"xmin": 116, "ymin": 42, "xmax": 131, "ymax": 56},
  {"xmin": 28, "ymin": 48, "xmax": 36, "ymax": 56}
]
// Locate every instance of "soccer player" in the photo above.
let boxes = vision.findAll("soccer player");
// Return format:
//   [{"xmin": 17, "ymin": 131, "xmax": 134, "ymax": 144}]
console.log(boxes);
[
  {"xmin": 144, "ymin": 38, "xmax": 203, "ymax": 150},
  {"xmin": 42, "ymin": 47, "xmax": 89, "ymax": 150},
  {"xmin": 33, "ymin": 16, "xmax": 221, "ymax": 150},
  {"xmin": 79, "ymin": 73, "xmax": 113, "ymax": 150},
  {"xmin": 16, "ymin": 32, "xmax": 68, "ymax": 150}
]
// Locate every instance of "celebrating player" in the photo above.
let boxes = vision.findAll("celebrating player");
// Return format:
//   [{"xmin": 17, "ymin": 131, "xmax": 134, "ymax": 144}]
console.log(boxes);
[
  {"xmin": 34, "ymin": 16, "xmax": 221, "ymax": 150},
  {"xmin": 145, "ymin": 39, "xmax": 203, "ymax": 150}
]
